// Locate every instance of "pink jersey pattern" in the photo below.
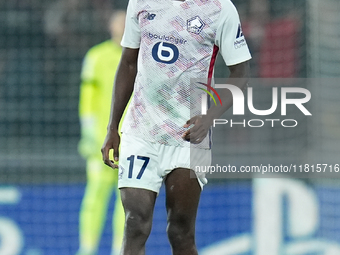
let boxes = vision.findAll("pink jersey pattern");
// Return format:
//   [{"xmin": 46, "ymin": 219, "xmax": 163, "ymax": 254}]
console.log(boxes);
[{"xmin": 121, "ymin": 0, "xmax": 251, "ymax": 148}]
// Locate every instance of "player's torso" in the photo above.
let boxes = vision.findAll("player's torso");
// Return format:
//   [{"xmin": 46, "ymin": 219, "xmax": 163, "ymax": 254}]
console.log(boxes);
[
  {"xmin": 125, "ymin": 0, "xmax": 223, "ymax": 146},
  {"xmin": 136, "ymin": 0, "xmax": 222, "ymax": 77},
  {"xmin": 124, "ymin": 0, "xmax": 225, "ymax": 147}
]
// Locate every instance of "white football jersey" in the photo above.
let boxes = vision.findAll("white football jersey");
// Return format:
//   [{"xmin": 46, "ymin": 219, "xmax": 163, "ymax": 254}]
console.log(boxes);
[{"xmin": 121, "ymin": 0, "xmax": 251, "ymax": 148}]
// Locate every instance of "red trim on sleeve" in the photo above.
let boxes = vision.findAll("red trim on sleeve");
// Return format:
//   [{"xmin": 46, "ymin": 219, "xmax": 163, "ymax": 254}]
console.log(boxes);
[{"xmin": 207, "ymin": 45, "xmax": 219, "ymax": 87}]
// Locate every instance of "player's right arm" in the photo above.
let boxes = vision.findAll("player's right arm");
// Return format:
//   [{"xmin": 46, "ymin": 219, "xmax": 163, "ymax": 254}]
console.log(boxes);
[
  {"xmin": 102, "ymin": 0, "xmax": 140, "ymax": 168},
  {"xmin": 101, "ymin": 47, "xmax": 139, "ymax": 168}
]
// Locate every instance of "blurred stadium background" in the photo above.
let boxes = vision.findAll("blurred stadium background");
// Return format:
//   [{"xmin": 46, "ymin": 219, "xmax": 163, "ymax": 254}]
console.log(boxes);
[{"xmin": 1, "ymin": 0, "xmax": 340, "ymax": 254}]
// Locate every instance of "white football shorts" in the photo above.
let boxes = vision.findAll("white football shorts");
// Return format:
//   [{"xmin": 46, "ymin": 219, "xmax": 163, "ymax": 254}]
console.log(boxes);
[{"xmin": 118, "ymin": 133, "xmax": 211, "ymax": 194}]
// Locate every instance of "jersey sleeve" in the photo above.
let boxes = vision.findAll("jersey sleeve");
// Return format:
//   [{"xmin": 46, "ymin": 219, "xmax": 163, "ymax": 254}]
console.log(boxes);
[
  {"xmin": 215, "ymin": 0, "xmax": 252, "ymax": 66},
  {"xmin": 121, "ymin": 0, "xmax": 141, "ymax": 49}
]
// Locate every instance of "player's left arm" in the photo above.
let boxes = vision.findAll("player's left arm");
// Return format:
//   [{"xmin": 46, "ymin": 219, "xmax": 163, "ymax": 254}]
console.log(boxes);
[
  {"xmin": 183, "ymin": 0, "xmax": 251, "ymax": 144},
  {"xmin": 183, "ymin": 61, "xmax": 250, "ymax": 143}
]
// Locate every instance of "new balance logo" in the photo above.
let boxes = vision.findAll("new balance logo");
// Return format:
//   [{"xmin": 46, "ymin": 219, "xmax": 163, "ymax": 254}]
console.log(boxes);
[
  {"xmin": 234, "ymin": 24, "xmax": 247, "ymax": 49},
  {"xmin": 236, "ymin": 24, "xmax": 244, "ymax": 39},
  {"xmin": 145, "ymin": 13, "xmax": 156, "ymax": 20}
]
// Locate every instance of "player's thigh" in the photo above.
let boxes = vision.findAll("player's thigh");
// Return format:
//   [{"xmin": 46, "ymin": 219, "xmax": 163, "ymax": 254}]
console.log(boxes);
[
  {"xmin": 165, "ymin": 168, "xmax": 201, "ymax": 226},
  {"xmin": 118, "ymin": 134, "xmax": 163, "ymax": 194},
  {"xmin": 120, "ymin": 187, "xmax": 157, "ymax": 222}
]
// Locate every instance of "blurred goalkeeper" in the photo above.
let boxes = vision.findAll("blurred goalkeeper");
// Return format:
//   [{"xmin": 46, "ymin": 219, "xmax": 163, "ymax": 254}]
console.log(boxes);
[{"xmin": 76, "ymin": 10, "xmax": 126, "ymax": 255}]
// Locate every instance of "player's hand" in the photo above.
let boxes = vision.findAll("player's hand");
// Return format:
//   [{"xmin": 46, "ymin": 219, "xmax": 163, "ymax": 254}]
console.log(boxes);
[
  {"xmin": 182, "ymin": 115, "xmax": 213, "ymax": 144},
  {"xmin": 101, "ymin": 129, "xmax": 120, "ymax": 169}
]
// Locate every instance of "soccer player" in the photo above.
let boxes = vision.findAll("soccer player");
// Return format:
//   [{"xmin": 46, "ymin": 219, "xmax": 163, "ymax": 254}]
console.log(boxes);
[
  {"xmin": 77, "ymin": 11, "xmax": 126, "ymax": 255},
  {"xmin": 101, "ymin": 0, "xmax": 251, "ymax": 254}
]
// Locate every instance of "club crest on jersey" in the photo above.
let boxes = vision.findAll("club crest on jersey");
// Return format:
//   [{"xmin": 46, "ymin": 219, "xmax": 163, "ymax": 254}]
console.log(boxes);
[{"xmin": 187, "ymin": 16, "xmax": 205, "ymax": 35}]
